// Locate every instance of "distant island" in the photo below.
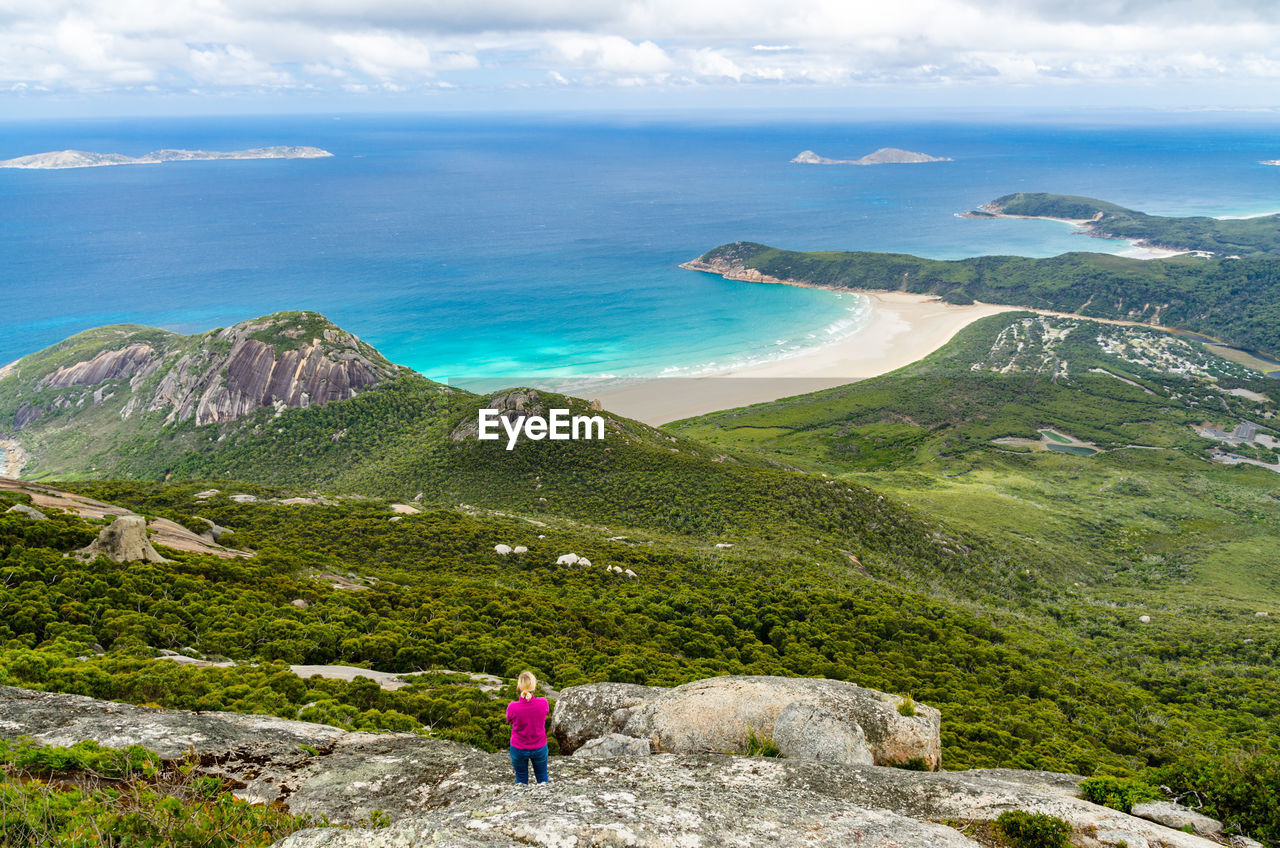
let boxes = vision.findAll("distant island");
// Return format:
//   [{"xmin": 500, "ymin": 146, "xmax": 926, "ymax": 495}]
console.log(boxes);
[
  {"xmin": 791, "ymin": 147, "xmax": 952, "ymax": 165},
  {"xmin": 1262, "ymin": 160, "xmax": 1280, "ymax": 166},
  {"xmin": 0, "ymin": 146, "xmax": 333, "ymax": 170}
]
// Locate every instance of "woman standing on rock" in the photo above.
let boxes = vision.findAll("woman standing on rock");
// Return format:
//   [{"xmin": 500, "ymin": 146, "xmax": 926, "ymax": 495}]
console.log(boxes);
[{"xmin": 506, "ymin": 670, "xmax": 551, "ymax": 784}]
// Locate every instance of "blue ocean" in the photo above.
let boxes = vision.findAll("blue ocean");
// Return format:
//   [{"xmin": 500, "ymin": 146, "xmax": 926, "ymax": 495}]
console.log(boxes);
[{"xmin": 3, "ymin": 113, "xmax": 1280, "ymax": 386}]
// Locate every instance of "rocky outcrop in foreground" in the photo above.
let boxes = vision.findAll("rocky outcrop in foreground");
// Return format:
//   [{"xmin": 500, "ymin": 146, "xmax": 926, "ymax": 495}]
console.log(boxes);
[
  {"xmin": 76, "ymin": 514, "xmax": 169, "ymax": 563},
  {"xmin": 552, "ymin": 676, "xmax": 942, "ymax": 770},
  {"xmin": 0, "ymin": 684, "xmax": 1233, "ymax": 848}
]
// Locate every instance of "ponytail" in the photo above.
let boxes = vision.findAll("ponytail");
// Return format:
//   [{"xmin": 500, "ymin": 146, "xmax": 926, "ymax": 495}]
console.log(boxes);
[{"xmin": 517, "ymin": 670, "xmax": 537, "ymax": 701}]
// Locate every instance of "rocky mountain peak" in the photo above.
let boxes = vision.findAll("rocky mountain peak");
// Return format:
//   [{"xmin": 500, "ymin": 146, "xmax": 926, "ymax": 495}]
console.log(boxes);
[
  {"xmin": 2, "ymin": 311, "xmax": 404, "ymax": 438},
  {"xmin": 149, "ymin": 313, "xmax": 401, "ymax": 425}
]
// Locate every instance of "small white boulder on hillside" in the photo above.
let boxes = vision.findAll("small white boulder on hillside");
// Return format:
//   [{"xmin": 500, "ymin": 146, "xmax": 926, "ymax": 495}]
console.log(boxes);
[
  {"xmin": 557, "ymin": 553, "xmax": 581, "ymax": 565},
  {"xmin": 494, "ymin": 544, "xmax": 513, "ymax": 555},
  {"xmin": 579, "ymin": 557, "xmax": 592, "ymax": 567},
  {"xmin": 513, "ymin": 545, "xmax": 528, "ymax": 554}
]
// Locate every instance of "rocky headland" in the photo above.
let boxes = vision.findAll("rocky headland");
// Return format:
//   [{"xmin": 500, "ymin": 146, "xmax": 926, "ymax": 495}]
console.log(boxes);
[
  {"xmin": 0, "ymin": 146, "xmax": 333, "ymax": 170},
  {"xmin": 791, "ymin": 147, "xmax": 952, "ymax": 165},
  {"xmin": 0, "ymin": 681, "xmax": 1244, "ymax": 848}
]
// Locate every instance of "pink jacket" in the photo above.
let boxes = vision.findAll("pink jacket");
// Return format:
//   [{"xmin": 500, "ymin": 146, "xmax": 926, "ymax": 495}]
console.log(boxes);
[{"xmin": 506, "ymin": 696, "xmax": 549, "ymax": 749}]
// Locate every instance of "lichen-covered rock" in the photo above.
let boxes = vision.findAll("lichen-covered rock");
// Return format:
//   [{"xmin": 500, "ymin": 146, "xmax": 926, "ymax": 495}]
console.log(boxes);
[
  {"xmin": 551, "ymin": 682, "xmax": 662, "ymax": 753},
  {"xmin": 274, "ymin": 755, "xmax": 1225, "ymax": 848},
  {"xmin": 77, "ymin": 514, "xmax": 168, "ymax": 563},
  {"xmin": 278, "ymin": 755, "xmax": 986, "ymax": 848},
  {"xmin": 771, "ymin": 700, "xmax": 873, "ymax": 765},
  {"xmin": 572, "ymin": 733, "xmax": 652, "ymax": 758},
  {"xmin": 0, "ymin": 685, "xmax": 470, "ymax": 822},
  {"xmin": 1130, "ymin": 800, "xmax": 1224, "ymax": 837},
  {"xmin": 557, "ymin": 676, "xmax": 939, "ymax": 769}
]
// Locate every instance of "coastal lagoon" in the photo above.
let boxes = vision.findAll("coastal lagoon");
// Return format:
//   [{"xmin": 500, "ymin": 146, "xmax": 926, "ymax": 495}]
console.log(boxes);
[{"xmin": 4, "ymin": 114, "xmax": 1280, "ymax": 387}]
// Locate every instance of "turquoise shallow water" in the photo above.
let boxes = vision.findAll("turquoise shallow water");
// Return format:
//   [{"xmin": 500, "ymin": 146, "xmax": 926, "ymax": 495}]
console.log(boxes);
[{"xmin": 3, "ymin": 114, "xmax": 1280, "ymax": 386}]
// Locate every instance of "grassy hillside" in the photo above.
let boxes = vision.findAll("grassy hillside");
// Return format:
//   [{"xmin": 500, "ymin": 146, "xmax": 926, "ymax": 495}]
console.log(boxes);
[{"xmin": 672, "ymin": 313, "xmax": 1280, "ymax": 624}]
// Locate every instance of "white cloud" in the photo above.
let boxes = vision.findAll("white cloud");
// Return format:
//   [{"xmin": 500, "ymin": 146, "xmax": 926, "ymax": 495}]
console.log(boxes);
[
  {"xmin": 3, "ymin": 0, "xmax": 1280, "ymax": 99},
  {"xmin": 548, "ymin": 34, "xmax": 672, "ymax": 75},
  {"xmin": 330, "ymin": 31, "xmax": 435, "ymax": 79}
]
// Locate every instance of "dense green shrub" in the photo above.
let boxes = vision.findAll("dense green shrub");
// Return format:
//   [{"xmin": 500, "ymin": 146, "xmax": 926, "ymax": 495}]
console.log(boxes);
[
  {"xmin": 0, "ymin": 737, "xmax": 160, "ymax": 780},
  {"xmin": 1159, "ymin": 753, "xmax": 1280, "ymax": 846},
  {"xmin": 0, "ymin": 739, "xmax": 317, "ymax": 847},
  {"xmin": 1078, "ymin": 776, "xmax": 1160, "ymax": 813},
  {"xmin": 995, "ymin": 810, "xmax": 1072, "ymax": 848}
]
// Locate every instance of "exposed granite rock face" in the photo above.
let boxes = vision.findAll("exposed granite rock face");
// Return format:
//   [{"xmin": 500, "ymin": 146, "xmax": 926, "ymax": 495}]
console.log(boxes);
[
  {"xmin": 76, "ymin": 514, "xmax": 169, "ymax": 563},
  {"xmin": 14, "ymin": 403, "xmax": 43, "ymax": 429},
  {"xmin": 1130, "ymin": 800, "xmax": 1224, "ymax": 838},
  {"xmin": 551, "ymin": 682, "xmax": 662, "ymax": 753},
  {"xmin": 5, "ymin": 503, "xmax": 47, "ymax": 520},
  {"xmin": 554, "ymin": 676, "xmax": 940, "ymax": 770},
  {"xmin": 39, "ymin": 343, "xmax": 159, "ymax": 389},
  {"xmin": 277, "ymin": 755, "xmax": 1225, "ymax": 848},
  {"xmin": 572, "ymin": 732, "xmax": 653, "ymax": 758},
  {"xmin": 0, "ymin": 685, "xmax": 472, "ymax": 823},
  {"xmin": 4, "ymin": 312, "xmax": 401, "ymax": 441},
  {"xmin": 0, "ymin": 686, "xmax": 1228, "ymax": 848},
  {"xmin": 149, "ymin": 318, "xmax": 398, "ymax": 426}
]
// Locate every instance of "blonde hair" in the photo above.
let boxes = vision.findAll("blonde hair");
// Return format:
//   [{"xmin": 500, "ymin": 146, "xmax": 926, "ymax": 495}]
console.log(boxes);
[{"xmin": 517, "ymin": 670, "xmax": 537, "ymax": 701}]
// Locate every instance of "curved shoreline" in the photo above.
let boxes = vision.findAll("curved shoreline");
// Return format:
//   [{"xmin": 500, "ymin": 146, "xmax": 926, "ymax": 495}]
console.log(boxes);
[
  {"xmin": 589, "ymin": 288, "xmax": 1018, "ymax": 425},
  {"xmin": 594, "ymin": 256, "xmax": 1272, "ymax": 425},
  {"xmin": 960, "ymin": 208, "xmax": 1192, "ymax": 260}
]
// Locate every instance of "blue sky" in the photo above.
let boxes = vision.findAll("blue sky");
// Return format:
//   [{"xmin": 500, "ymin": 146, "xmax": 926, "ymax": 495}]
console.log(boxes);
[{"xmin": 4, "ymin": 0, "xmax": 1280, "ymax": 117}]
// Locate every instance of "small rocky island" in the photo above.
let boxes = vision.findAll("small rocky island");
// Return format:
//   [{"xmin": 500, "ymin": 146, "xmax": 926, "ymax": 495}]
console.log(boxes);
[
  {"xmin": 0, "ymin": 146, "xmax": 333, "ymax": 169},
  {"xmin": 792, "ymin": 147, "xmax": 952, "ymax": 165}
]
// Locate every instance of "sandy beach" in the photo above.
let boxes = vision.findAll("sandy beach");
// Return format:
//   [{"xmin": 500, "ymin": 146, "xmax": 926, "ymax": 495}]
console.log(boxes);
[{"xmin": 591, "ymin": 292, "xmax": 1019, "ymax": 424}]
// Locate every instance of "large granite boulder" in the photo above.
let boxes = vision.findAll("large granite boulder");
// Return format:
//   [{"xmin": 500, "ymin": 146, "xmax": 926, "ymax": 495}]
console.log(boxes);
[
  {"xmin": 76, "ymin": 514, "xmax": 169, "ymax": 563},
  {"xmin": 551, "ymin": 681, "xmax": 662, "ymax": 753},
  {"xmin": 554, "ymin": 675, "xmax": 940, "ymax": 770}
]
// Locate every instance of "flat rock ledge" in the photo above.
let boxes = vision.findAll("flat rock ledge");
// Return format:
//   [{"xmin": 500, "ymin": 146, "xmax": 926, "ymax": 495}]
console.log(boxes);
[{"xmin": 0, "ymin": 684, "xmax": 1230, "ymax": 848}]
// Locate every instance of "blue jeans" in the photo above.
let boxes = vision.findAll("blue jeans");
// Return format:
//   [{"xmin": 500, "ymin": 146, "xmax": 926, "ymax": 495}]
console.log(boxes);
[{"xmin": 510, "ymin": 744, "xmax": 549, "ymax": 784}]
